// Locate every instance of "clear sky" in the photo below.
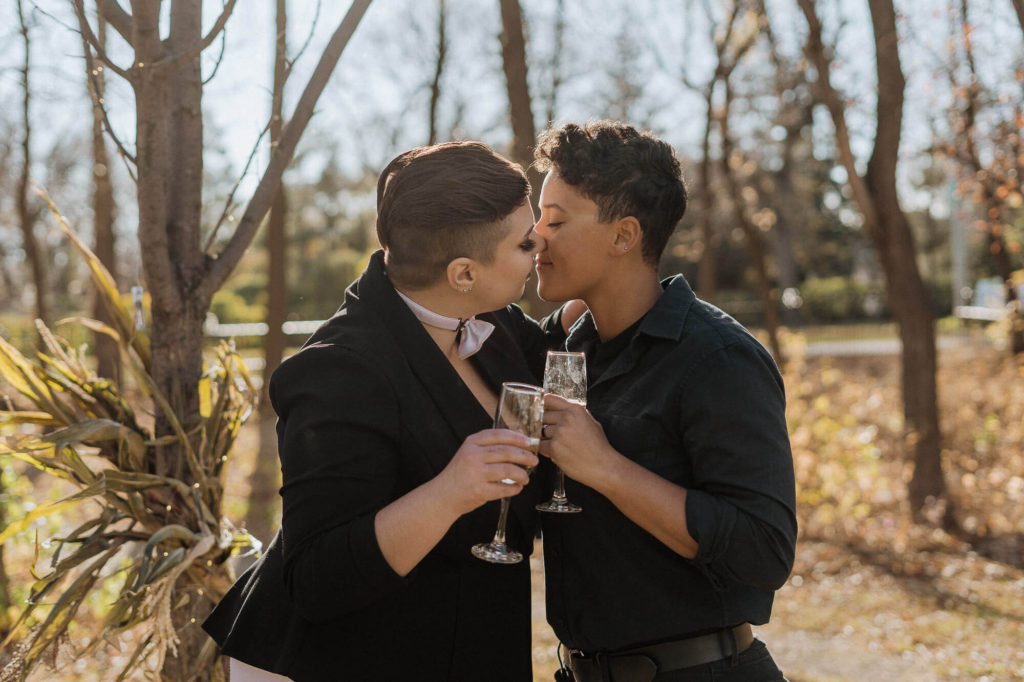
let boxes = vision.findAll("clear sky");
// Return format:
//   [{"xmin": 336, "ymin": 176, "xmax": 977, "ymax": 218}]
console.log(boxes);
[{"xmin": 0, "ymin": 0, "xmax": 1020, "ymax": 230}]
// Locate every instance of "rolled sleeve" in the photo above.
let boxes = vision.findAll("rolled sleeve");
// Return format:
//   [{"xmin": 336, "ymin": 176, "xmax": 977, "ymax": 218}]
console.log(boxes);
[
  {"xmin": 681, "ymin": 342, "xmax": 797, "ymax": 591},
  {"xmin": 269, "ymin": 345, "xmax": 408, "ymax": 622}
]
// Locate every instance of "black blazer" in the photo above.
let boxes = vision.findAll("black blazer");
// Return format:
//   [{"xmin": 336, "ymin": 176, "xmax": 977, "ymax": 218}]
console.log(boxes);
[{"xmin": 203, "ymin": 251, "xmax": 548, "ymax": 681}]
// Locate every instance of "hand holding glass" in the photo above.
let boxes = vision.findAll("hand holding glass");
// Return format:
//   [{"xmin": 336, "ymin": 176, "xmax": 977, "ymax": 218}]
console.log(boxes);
[
  {"xmin": 471, "ymin": 382, "xmax": 544, "ymax": 564},
  {"xmin": 536, "ymin": 351, "xmax": 585, "ymax": 513}
]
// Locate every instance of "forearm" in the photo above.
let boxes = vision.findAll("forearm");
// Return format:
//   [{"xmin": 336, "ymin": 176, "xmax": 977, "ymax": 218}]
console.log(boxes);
[
  {"xmin": 592, "ymin": 448, "xmax": 699, "ymax": 559},
  {"xmin": 374, "ymin": 477, "xmax": 462, "ymax": 576}
]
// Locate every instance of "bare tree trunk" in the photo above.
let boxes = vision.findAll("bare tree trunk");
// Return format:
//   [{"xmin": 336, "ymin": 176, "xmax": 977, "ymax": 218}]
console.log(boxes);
[
  {"xmin": 691, "ymin": 5, "xmax": 758, "ymax": 305},
  {"xmin": 718, "ymin": 83, "xmax": 782, "ymax": 362},
  {"xmin": 1012, "ymin": 0, "xmax": 1024, "ymax": 37},
  {"xmin": 88, "ymin": 15, "xmax": 120, "ymax": 382},
  {"xmin": 16, "ymin": 0, "xmax": 49, "ymax": 336},
  {"xmin": 71, "ymin": 1, "xmax": 374, "ymax": 677},
  {"xmin": 696, "ymin": 86, "xmax": 718, "ymax": 303},
  {"xmin": 427, "ymin": 0, "xmax": 446, "ymax": 145},
  {"xmin": 760, "ymin": 4, "xmax": 805, "ymax": 326},
  {"xmin": 249, "ymin": 0, "xmax": 290, "ymax": 552},
  {"xmin": 544, "ymin": 0, "xmax": 565, "ymax": 125},
  {"xmin": 798, "ymin": 0, "xmax": 950, "ymax": 523},
  {"xmin": 498, "ymin": 0, "xmax": 553, "ymax": 315}
]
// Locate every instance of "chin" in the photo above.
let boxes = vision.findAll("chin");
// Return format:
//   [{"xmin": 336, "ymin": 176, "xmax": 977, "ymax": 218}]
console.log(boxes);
[{"xmin": 536, "ymin": 280, "xmax": 565, "ymax": 303}]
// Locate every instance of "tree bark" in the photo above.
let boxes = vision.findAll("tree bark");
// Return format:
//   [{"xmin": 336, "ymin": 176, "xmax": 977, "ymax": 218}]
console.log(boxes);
[
  {"xmin": 427, "ymin": 0, "xmax": 446, "ymax": 145},
  {"xmin": 1012, "ymin": 0, "xmax": 1024, "ymax": 37},
  {"xmin": 498, "ymin": 0, "xmax": 553, "ymax": 315},
  {"xmin": 16, "ymin": 0, "xmax": 49, "ymax": 336},
  {"xmin": 718, "ymin": 77, "xmax": 782, "ymax": 362},
  {"xmin": 544, "ymin": 0, "xmax": 565, "ymax": 125},
  {"xmin": 760, "ymin": 4, "xmax": 805, "ymax": 326},
  {"xmin": 88, "ymin": 15, "xmax": 121, "ymax": 383},
  {"xmin": 798, "ymin": 0, "xmax": 949, "ymax": 523},
  {"xmin": 696, "ymin": 85, "xmax": 718, "ymax": 303},
  {"xmin": 249, "ymin": 0, "xmax": 291, "ymax": 552},
  {"xmin": 105, "ymin": 2, "xmax": 373, "ymax": 677}
]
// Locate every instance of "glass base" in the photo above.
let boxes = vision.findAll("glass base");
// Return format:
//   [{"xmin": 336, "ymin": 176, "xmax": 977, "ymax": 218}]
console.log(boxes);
[
  {"xmin": 471, "ymin": 541, "xmax": 523, "ymax": 564},
  {"xmin": 536, "ymin": 498, "xmax": 583, "ymax": 513}
]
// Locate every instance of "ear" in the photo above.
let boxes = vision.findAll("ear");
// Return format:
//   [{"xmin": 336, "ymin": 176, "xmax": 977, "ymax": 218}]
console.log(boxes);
[
  {"xmin": 445, "ymin": 257, "xmax": 476, "ymax": 293},
  {"xmin": 610, "ymin": 216, "xmax": 643, "ymax": 257}
]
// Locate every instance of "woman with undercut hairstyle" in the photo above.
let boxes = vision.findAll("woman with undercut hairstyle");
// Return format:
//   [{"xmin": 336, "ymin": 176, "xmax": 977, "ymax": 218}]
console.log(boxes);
[{"xmin": 205, "ymin": 141, "xmax": 564, "ymax": 682}]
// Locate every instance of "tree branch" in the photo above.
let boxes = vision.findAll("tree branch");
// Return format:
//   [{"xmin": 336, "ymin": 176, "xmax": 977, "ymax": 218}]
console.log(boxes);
[
  {"xmin": 284, "ymin": 0, "xmax": 323, "ymax": 82},
  {"xmin": 202, "ymin": 118, "xmax": 272, "ymax": 253},
  {"xmin": 200, "ymin": 0, "xmax": 374, "ymax": 300},
  {"xmin": 72, "ymin": 0, "xmax": 132, "ymax": 80},
  {"xmin": 154, "ymin": 0, "xmax": 238, "ymax": 70},
  {"xmin": 1012, "ymin": 0, "xmax": 1024, "ymax": 39},
  {"xmin": 96, "ymin": 0, "xmax": 133, "ymax": 45},
  {"xmin": 201, "ymin": 27, "xmax": 228, "ymax": 85},
  {"xmin": 78, "ymin": 14, "xmax": 139, "ymax": 174},
  {"xmin": 795, "ymin": 0, "xmax": 879, "ymax": 232}
]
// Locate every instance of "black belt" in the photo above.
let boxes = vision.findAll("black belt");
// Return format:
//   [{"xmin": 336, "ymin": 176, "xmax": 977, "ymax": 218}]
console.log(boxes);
[{"xmin": 566, "ymin": 624, "xmax": 754, "ymax": 682}]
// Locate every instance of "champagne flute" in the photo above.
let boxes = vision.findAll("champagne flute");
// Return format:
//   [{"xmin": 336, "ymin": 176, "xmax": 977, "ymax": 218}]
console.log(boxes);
[
  {"xmin": 472, "ymin": 382, "xmax": 544, "ymax": 564},
  {"xmin": 536, "ymin": 351, "xmax": 586, "ymax": 513}
]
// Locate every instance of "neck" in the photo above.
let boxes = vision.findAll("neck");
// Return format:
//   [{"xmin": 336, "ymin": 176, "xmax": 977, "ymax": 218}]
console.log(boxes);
[
  {"xmin": 392, "ymin": 280, "xmax": 475, "ymax": 359},
  {"xmin": 393, "ymin": 281, "xmax": 476, "ymax": 321},
  {"xmin": 583, "ymin": 262, "xmax": 663, "ymax": 342}
]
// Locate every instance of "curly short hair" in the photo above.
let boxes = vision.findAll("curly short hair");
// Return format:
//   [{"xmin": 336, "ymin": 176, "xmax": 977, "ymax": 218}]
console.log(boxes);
[
  {"xmin": 534, "ymin": 121, "xmax": 687, "ymax": 264},
  {"xmin": 376, "ymin": 141, "xmax": 530, "ymax": 289}
]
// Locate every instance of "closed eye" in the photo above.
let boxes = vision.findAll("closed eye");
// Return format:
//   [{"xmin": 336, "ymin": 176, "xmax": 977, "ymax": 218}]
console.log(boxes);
[{"xmin": 518, "ymin": 239, "xmax": 537, "ymax": 252}]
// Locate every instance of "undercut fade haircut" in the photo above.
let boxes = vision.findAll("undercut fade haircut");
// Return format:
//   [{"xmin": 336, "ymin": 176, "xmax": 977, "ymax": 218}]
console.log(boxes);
[
  {"xmin": 534, "ymin": 120, "xmax": 687, "ymax": 265},
  {"xmin": 376, "ymin": 141, "xmax": 531, "ymax": 290}
]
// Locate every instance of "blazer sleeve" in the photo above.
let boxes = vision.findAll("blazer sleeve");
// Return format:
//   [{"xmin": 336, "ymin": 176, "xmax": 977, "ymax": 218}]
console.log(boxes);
[
  {"xmin": 502, "ymin": 304, "xmax": 569, "ymax": 378},
  {"xmin": 269, "ymin": 343, "xmax": 408, "ymax": 622}
]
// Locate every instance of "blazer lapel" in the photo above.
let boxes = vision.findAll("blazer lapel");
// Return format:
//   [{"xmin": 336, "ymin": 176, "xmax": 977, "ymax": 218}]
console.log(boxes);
[{"xmin": 355, "ymin": 252, "xmax": 491, "ymax": 476}]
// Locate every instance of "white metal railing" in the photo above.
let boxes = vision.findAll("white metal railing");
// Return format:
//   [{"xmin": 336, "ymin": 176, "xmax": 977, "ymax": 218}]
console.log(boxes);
[
  {"xmin": 953, "ymin": 305, "xmax": 1009, "ymax": 322},
  {"xmin": 203, "ymin": 314, "xmax": 325, "ymax": 338}
]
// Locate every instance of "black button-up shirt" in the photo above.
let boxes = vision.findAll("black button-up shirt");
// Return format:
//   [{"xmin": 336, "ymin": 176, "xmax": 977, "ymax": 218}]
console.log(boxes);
[{"xmin": 542, "ymin": 275, "xmax": 797, "ymax": 653}]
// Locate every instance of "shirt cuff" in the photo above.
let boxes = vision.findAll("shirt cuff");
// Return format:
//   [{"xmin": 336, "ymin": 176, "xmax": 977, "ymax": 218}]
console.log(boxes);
[{"xmin": 685, "ymin": 488, "xmax": 736, "ymax": 589}]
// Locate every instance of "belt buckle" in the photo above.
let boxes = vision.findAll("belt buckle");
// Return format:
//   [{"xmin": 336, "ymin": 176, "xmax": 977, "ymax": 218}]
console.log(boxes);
[
  {"xmin": 608, "ymin": 653, "xmax": 657, "ymax": 682},
  {"xmin": 567, "ymin": 650, "xmax": 657, "ymax": 682}
]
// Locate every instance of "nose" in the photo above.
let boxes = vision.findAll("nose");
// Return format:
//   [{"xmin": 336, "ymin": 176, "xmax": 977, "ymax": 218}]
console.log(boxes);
[
  {"xmin": 533, "ymin": 220, "xmax": 551, "ymax": 241},
  {"xmin": 531, "ymin": 227, "xmax": 547, "ymax": 253}
]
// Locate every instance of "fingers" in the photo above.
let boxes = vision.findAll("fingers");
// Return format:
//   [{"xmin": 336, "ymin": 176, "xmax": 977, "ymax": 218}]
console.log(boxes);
[
  {"xmin": 543, "ymin": 393, "xmax": 575, "ymax": 411},
  {"xmin": 480, "ymin": 445, "xmax": 538, "ymax": 469},
  {"xmin": 467, "ymin": 428, "xmax": 536, "ymax": 449},
  {"xmin": 489, "ymin": 463, "xmax": 530, "ymax": 487}
]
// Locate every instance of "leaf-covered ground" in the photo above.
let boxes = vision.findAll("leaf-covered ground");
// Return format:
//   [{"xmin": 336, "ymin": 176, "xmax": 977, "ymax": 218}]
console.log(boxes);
[
  {"xmin": 532, "ymin": 339, "xmax": 1024, "ymax": 682},
  {"xmin": 5, "ymin": 337, "xmax": 1023, "ymax": 681}
]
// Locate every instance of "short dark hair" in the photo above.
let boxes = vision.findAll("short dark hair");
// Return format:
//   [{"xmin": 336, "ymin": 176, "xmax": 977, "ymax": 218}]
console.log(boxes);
[
  {"xmin": 534, "ymin": 120, "xmax": 687, "ymax": 264},
  {"xmin": 376, "ymin": 141, "xmax": 530, "ymax": 289}
]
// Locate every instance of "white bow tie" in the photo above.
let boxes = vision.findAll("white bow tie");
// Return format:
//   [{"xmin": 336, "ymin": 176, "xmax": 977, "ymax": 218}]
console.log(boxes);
[{"xmin": 396, "ymin": 290, "xmax": 496, "ymax": 359}]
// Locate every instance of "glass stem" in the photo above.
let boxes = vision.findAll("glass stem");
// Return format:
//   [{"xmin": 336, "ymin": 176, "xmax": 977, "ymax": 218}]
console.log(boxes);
[
  {"xmin": 492, "ymin": 497, "xmax": 511, "ymax": 546},
  {"xmin": 553, "ymin": 468, "xmax": 567, "ymax": 502}
]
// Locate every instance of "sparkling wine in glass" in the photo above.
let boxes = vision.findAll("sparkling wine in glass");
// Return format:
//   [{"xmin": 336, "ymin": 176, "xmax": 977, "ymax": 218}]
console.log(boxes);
[
  {"xmin": 472, "ymin": 382, "xmax": 544, "ymax": 564},
  {"xmin": 536, "ymin": 351, "xmax": 586, "ymax": 514}
]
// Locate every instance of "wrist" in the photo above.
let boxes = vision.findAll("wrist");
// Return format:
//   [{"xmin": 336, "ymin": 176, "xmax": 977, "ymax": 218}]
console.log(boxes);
[
  {"xmin": 423, "ymin": 474, "xmax": 470, "ymax": 524},
  {"xmin": 587, "ymin": 444, "xmax": 629, "ymax": 497}
]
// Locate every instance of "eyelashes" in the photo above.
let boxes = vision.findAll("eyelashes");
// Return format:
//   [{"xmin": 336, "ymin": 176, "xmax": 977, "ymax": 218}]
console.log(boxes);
[{"xmin": 519, "ymin": 239, "xmax": 537, "ymax": 252}]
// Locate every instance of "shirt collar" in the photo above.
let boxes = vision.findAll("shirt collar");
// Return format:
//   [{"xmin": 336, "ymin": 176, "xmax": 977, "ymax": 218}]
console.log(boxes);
[{"xmin": 566, "ymin": 274, "xmax": 696, "ymax": 349}]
